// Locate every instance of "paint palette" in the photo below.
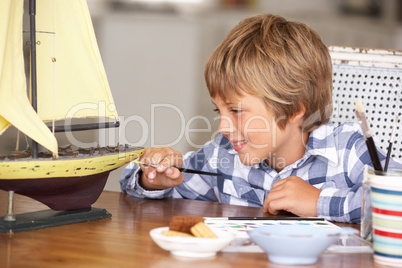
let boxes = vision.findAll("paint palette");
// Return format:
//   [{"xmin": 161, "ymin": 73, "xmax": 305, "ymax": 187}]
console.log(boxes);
[{"xmin": 203, "ymin": 218, "xmax": 372, "ymax": 253}]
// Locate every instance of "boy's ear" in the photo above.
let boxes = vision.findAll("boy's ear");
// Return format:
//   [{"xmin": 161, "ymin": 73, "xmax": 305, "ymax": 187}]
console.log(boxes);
[{"xmin": 289, "ymin": 104, "xmax": 306, "ymax": 123}]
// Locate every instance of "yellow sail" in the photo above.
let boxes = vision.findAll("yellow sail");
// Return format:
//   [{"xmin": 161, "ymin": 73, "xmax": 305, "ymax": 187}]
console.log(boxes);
[
  {"xmin": 35, "ymin": 0, "xmax": 118, "ymax": 122},
  {"xmin": 0, "ymin": 0, "xmax": 58, "ymax": 155},
  {"xmin": 0, "ymin": 0, "xmax": 118, "ymax": 157}
]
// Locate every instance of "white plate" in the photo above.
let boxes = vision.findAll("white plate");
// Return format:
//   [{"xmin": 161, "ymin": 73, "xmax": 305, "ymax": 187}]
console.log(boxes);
[{"xmin": 149, "ymin": 227, "xmax": 235, "ymax": 258}]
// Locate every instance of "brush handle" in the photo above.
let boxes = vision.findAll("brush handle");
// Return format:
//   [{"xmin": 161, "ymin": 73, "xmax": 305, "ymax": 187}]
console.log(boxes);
[
  {"xmin": 366, "ymin": 137, "xmax": 383, "ymax": 171},
  {"xmin": 384, "ymin": 142, "xmax": 393, "ymax": 172},
  {"xmin": 134, "ymin": 161, "xmax": 222, "ymax": 176},
  {"xmin": 174, "ymin": 166, "xmax": 222, "ymax": 176},
  {"xmin": 225, "ymin": 217, "xmax": 325, "ymax": 221}
]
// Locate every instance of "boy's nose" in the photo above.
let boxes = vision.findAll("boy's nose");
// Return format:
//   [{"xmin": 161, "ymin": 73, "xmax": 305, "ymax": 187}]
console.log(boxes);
[{"xmin": 218, "ymin": 115, "xmax": 234, "ymax": 135}]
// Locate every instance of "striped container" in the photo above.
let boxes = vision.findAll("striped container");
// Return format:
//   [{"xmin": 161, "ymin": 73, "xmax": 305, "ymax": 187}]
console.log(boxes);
[{"xmin": 368, "ymin": 169, "xmax": 402, "ymax": 267}]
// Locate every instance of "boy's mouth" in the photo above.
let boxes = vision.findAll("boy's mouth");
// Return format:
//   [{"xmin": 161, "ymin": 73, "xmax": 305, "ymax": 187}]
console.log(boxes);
[{"xmin": 231, "ymin": 140, "xmax": 248, "ymax": 152}]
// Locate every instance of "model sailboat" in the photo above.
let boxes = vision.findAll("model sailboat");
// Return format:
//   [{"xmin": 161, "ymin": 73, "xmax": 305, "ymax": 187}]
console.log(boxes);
[{"xmin": 0, "ymin": 0, "xmax": 143, "ymax": 231}]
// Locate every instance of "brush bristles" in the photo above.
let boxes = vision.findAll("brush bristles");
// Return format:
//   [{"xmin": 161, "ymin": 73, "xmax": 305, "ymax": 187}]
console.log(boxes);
[{"xmin": 355, "ymin": 99, "xmax": 364, "ymax": 113}]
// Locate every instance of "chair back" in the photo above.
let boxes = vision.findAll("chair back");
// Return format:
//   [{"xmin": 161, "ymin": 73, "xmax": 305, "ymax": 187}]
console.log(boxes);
[{"xmin": 329, "ymin": 46, "xmax": 402, "ymax": 161}]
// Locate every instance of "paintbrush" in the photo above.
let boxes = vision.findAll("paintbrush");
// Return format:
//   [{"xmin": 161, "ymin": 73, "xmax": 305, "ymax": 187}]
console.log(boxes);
[
  {"xmin": 132, "ymin": 160, "xmax": 222, "ymax": 176},
  {"xmin": 384, "ymin": 116, "xmax": 399, "ymax": 172},
  {"xmin": 355, "ymin": 99, "xmax": 383, "ymax": 171}
]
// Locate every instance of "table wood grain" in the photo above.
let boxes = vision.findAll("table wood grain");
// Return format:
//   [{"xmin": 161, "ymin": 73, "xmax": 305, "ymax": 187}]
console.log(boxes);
[{"xmin": 0, "ymin": 191, "xmax": 375, "ymax": 267}]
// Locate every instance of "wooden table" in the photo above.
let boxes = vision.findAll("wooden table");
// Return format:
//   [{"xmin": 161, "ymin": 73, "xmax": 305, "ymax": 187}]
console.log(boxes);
[{"xmin": 0, "ymin": 191, "xmax": 374, "ymax": 267}]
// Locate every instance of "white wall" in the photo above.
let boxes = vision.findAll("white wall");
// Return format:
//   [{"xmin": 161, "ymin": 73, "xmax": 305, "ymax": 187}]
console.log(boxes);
[{"xmin": 97, "ymin": 12, "xmax": 222, "ymax": 190}]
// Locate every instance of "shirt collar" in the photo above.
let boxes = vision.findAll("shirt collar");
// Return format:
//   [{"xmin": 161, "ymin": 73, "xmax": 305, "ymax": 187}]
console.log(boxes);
[{"xmin": 305, "ymin": 122, "xmax": 339, "ymax": 165}]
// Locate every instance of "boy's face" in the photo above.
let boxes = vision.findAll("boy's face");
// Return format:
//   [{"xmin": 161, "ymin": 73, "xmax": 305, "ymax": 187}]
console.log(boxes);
[{"xmin": 212, "ymin": 93, "xmax": 302, "ymax": 168}]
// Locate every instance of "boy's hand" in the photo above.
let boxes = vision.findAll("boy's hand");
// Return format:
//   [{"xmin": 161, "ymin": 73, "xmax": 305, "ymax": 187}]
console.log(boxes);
[
  {"xmin": 263, "ymin": 176, "xmax": 321, "ymax": 217},
  {"xmin": 138, "ymin": 147, "xmax": 184, "ymax": 190}
]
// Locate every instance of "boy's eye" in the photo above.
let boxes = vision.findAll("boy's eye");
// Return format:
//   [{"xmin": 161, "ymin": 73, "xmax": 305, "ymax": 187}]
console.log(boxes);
[
  {"xmin": 213, "ymin": 108, "xmax": 220, "ymax": 114},
  {"xmin": 231, "ymin": 109, "xmax": 242, "ymax": 113}
]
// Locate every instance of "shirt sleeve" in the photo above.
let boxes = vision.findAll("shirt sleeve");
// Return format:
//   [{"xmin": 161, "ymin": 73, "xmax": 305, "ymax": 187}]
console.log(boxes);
[{"xmin": 119, "ymin": 161, "xmax": 172, "ymax": 199}]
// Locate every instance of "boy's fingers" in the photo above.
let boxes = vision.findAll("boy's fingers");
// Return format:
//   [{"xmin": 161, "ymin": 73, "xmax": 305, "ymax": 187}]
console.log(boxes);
[
  {"xmin": 272, "ymin": 178, "xmax": 286, "ymax": 188},
  {"xmin": 157, "ymin": 151, "xmax": 182, "ymax": 172},
  {"xmin": 165, "ymin": 167, "xmax": 182, "ymax": 180},
  {"xmin": 137, "ymin": 147, "xmax": 184, "ymax": 189},
  {"xmin": 140, "ymin": 147, "xmax": 181, "ymax": 171},
  {"xmin": 263, "ymin": 199, "xmax": 279, "ymax": 214},
  {"xmin": 272, "ymin": 176, "xmax": 298, "ymax": 189},
  {"xmin": 263, "ymin": 189, "xmax": 286, "ymax": 213},
  {"xmin": 147, "ymin": 169, "xmax": 156, "ymax": 179},
  {"xmin": 264, "ymin": 197, "xmax": 289, "ymax": 215}
]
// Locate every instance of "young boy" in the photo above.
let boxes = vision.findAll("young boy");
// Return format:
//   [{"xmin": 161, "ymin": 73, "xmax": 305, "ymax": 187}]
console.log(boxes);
[{"xmin": 120, "ymin": 13, "xmax": 401, "ymax": 223}]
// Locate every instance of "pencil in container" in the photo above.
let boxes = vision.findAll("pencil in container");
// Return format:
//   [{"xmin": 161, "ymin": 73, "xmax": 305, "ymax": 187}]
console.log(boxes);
[{"xmin": 355, "ymin": 99, "xmax": 383, "ymax": 172}]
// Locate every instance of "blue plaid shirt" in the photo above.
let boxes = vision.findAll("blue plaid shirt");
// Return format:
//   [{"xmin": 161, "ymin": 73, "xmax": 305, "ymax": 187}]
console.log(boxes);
[{"xmin": 120, "ymin": 122, "xmax": 402, "ymax": 223}]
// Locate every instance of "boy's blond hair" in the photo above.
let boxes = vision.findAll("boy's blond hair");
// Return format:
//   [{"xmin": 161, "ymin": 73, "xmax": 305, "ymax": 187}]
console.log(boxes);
[{"xmin": 205, "ymin": 14, "xmax": 333, "ymax": 132}]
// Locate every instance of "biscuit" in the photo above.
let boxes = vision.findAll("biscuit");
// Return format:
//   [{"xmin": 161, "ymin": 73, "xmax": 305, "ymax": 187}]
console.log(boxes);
[
  {"xmin": 190, "ymin": 222, "xmax": 218, "ymax": 238},
  {"xmin": 169, "ymin": 216, "xmax": 204, "ymax": 234},
  {"xmin": 161, "ymin": 230, "xmax": 193, "ymax": 237}
]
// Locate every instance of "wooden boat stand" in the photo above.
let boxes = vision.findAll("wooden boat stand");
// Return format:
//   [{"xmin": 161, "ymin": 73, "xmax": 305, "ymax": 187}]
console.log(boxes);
[{"xmin": 0, "ymin": 191, "xmax": 111, "ymax": 233}]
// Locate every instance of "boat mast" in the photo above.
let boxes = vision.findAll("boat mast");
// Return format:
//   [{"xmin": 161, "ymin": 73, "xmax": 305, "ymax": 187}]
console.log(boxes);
[{"xmin": 29, "ymin": 0, "xmax": 39, "ymax": 159}]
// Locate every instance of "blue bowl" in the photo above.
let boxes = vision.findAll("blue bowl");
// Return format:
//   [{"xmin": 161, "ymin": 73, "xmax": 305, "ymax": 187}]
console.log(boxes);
[{"xmin": 248, "ymin": 225, "xmax": 341, "ymax": 265}]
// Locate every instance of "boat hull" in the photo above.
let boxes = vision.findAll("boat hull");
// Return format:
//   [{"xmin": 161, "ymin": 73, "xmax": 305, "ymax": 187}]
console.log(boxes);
[
  {"xmin": 0, "ymin": 173, "xmax": 109, "ymax": 210},
  {"xmin": 0, "ymin": 147, "xmax": 144, "ymax": 210}
]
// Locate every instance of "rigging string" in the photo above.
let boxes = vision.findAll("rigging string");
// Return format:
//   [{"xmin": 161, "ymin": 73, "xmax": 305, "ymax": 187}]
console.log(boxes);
[
  {"xmin": 51, "ymin": 0, "xmax": 56, "ymax": 158},
  {"xmin": 15, "ymin": 131, "xmax": 20, "ymax": 152}
]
